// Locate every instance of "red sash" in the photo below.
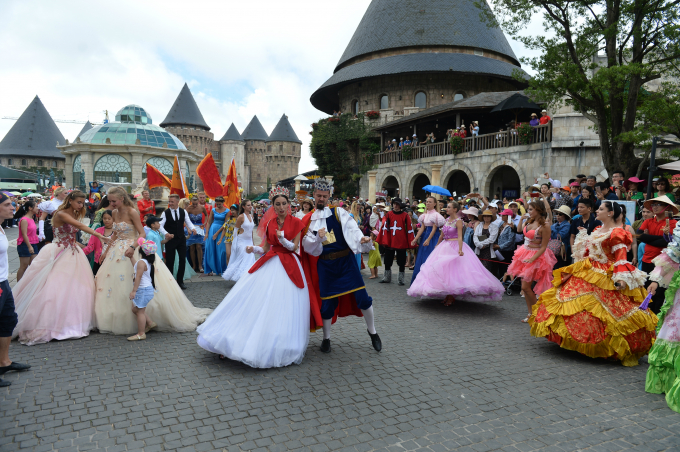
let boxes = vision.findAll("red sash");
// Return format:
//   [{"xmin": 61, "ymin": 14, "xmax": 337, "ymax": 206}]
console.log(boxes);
[{"xmin": 248, "ymin": 215, "xmax": 306, "ymax": 288}]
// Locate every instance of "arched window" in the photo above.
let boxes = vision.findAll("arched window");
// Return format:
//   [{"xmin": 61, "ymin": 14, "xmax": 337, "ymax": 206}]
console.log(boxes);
[
  {"xmin": 7, "ymin": 158, "xmax": 13, "ymax": 165},
  {"xmin": 380, "ymin": 95, "xmax": 389, "ymax": 109},
  {"xmin": 94, "ymin": 154, "xmax": 132, "ymax": 184},
  {"xmin": 415, "ymin": 92, "xmax": 427, "ymax": 108},
  {"xmin": 52, "ymin": 161, "xmax": 57, "ymax": 167},
  {"xmin": 37, "ymin": 159, "xmax": 43, "ymax": 167},
  {"xmin": 21, "ymin": 159, "xmax": 27, "ymax": 166},
  {"xmin": 142, "ymin": 156, "xmax": 173, "ymax": 180},
  {"xmin": 453, "ymin": 92, "xmax": 466, "ymax": 102},
  {"xmin": 352, "ymin": 100, "xmax": 359, "ymax": 115}
]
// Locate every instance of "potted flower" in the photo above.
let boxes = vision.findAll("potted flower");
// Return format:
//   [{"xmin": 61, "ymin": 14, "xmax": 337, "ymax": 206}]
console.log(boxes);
[
  {"xmin": 402, "ymin": 145, "xmax": 413, "ymax": 159},
  {"xmin": 517, "ymin": 123, "xmax": 534, "ymax": 145},
  {"xmin": 366, "ymin": 110, "xmax": 380, "ymax": 119},
  {"xmin": 328, "ymin": 117, "xmax": 340, "ymax": 124},
  {"xmin": 449, "ymin": 136, "xmax": 464, "ymax": 154}
]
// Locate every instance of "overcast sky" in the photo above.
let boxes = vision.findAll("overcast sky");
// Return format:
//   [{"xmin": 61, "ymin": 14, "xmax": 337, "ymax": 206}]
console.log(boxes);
[{"xmin": 0, "ymin": 0, "xmax": 536, "ymax": 173}]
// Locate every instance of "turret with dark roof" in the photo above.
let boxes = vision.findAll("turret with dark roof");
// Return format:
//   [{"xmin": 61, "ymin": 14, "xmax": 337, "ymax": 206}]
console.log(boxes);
[
  {"xmin": 241, "ymin": 116, "xmax": 269, "ymax": 141},
  {"xmin": 266, "ymin": 115, "xmax": 301, "ymax": 144},
  {"xmin": 0, "ymin": 95, "xmax": 66, "ymax": 159},
  {"xmin": 160, "ymin": 83, "xmax": 210, "ymax": 130},
  {"xmin": 75, "ymin": 121, "xmax": 93, "ymax": 140},
  {"xmin": 220, "ymin": 123, "xmax": 244, "ymax": 142}
]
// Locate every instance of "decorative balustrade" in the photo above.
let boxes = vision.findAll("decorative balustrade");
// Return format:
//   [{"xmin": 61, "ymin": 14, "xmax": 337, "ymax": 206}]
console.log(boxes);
[{"xmin": 373, "ymin": 122, "xmax": 552, "ymax": 165}]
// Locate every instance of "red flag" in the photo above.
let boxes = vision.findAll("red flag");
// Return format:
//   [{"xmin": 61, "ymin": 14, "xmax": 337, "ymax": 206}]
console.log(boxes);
[
  {"xmin": 170, "ymin": 155, "xmax": 188, "ymax": 198},
  {"xmin": 196, "ymin": 154, "xmax": 224, "ymax": 199},
  {"xmin": 223, "ymin": 157, "xmax": 239, "ymax": 207},
  {"xmin": 145, "ymin": 163, "xmax": 171, "ymax": 189}
]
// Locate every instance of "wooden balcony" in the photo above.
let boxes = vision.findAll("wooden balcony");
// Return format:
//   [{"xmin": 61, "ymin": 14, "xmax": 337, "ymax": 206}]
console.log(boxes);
[{"xmin": 373, "ymin": 123, "xmax": 552, "ymax": 165}]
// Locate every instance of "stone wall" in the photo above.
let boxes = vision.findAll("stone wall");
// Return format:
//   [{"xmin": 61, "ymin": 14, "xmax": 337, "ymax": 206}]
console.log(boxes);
[
  {"xmin": 245, "ymin": 140, "xmax": 267, "ymax": 194},
  {"xmin": 265, "ymin": 141, "xmax": 301, "ymax": 187},
  {"xmin": 219, "ymin": 140, "xmax": 248, "ymax": 194},
  {"xmin": 162, "ymin": 125, "xmax": 214, "ymax": 159},
  {"xmin": 338, "ymin": 73, "xmax": 520, "ymax": 115},
  {"xmin": 0, "ymin": 156, "xmax": 65, "ymax": 170}
]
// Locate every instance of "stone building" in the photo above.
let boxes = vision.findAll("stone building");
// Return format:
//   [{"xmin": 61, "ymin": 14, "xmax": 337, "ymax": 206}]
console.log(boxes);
[
  {"xmin": 0, "ymin": 96, "xmax": 67, "ymax": 175},
  {"xmin": 265, "ymin": 114, "xmax": 302, "ymax": 189},
  {"xmin": 241, "ymin": 116, "xmax": 270, "ymax": 194},
  {"xmin": 219, "ymin": 123, "xmax": 247, "ymax": 192}
]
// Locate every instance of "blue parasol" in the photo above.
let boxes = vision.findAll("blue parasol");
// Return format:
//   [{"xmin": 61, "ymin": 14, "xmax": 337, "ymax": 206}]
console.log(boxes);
[{"xmin": 422, "ymin": 185, "xmax": 451, "ymax": 197}]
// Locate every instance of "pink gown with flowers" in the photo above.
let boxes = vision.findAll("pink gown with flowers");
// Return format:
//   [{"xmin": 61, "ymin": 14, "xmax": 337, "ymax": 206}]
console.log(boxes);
[
  {"xmin": 507, "ymin": 225, "xmax": 557, "ymax": 295},
  {"xmin": 407, "ymin": 219, "xmax": 504, "ymax": 301},
  {"xmin": 12, "ymin": 223, "xmax": 96, "ymax": 345}
]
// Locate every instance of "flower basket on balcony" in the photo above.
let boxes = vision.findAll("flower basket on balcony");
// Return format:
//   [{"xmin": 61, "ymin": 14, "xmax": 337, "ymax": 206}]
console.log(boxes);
[
  {"xmin": 401, "ymin": 145, "xmax": 413, "ymax": 160},
  {"xmin": 365, "ymin": 110, "xmax": 380, "ymax": 119},
  {"xmin": 449, "ymin": 136, "xmax": 464, "ymax": 154},
  {"xmin": 328, "ymin": 117, "xmax": 341, "ymax": 124},
  {"xmin": 517, "ymin": 123, "xmax": 534, "ymax": 145},
  {"xmin": 311, "ymin": 123, "xmax": 318, "ymax": 130}
]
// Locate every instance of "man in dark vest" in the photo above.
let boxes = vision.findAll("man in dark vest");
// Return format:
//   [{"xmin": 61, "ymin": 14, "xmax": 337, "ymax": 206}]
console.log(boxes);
[{"xmin": 159, "ymin": 194, "xmax": 197, "ymax": 289}]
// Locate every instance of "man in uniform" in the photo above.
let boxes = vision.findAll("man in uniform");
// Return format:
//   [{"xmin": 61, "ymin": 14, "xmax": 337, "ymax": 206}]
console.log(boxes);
[{"xmin": 377, "ymin": 197, "xmax": 416, "ymax": 285}]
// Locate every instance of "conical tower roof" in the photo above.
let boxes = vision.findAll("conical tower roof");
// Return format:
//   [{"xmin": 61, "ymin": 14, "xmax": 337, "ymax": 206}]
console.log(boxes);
[
  {"xmin": 266, "ymin": 114, "xmax": 301, "ymax": 144},
  {"xmin": 160, "ymin": 83, "xmax": 210, "ymax": 130},
  {"xmin": 75, "ymin": 121, "xmax": 93, "ymax": 140},
  {"xmin": 335, "ymin": 0, "xmax": 518, "ymax": 71},
  {"xmin": 0, "ymin": 96, "xmax": 66, "ymax": 158},
  {"xmin": 219, "ymin": 123, "xmax": 244, "ymax": 141},
  {"xmin": 241, "ymin": 116, "xmax": 269, "ymax": 141}
]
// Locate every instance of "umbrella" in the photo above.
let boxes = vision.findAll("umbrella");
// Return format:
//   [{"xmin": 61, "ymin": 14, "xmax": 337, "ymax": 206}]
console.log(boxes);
[
  {"xmin": 9, "ymin": 191, "xmax": 21, "ymax": 196},
  {"xmin": 27, "ymin": 193, "xmax": 43, "ymax": 198},
  {"xmin": 422, "ymin": 185, "xmax": 451, "ymax": 197},
  {"xmin": 490, "ymin": 93, "xmax": 542, "ymax": 125},
  {"xmin": 21, "ymin": 192, "xmax": 34, "ymax": 197},
  {"xmin": 1, "ymin": 191, "xmax": 13, "ymax": 197}
]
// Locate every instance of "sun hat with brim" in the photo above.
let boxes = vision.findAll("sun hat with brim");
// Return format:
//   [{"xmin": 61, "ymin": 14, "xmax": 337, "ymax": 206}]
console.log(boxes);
[
  {"xmin": 554, "ymin": 205, "xmax": 572, "ymax": 218},
  {"xmin": 481, "ymin": 210, "xmax": 494, "ymax": 217},
  {"xmin": 417, "ymin": 203, "xmax": 426, "ymax": 208},
  {"xmin": 570, "ymin": 182, "xmax": 580, "ymax": 187},
  {"xmin": 462, "ymin": 207, "xmax": 479, "ymax": 217},
  {"xmin": 500, "ymin": 209, "xmax": 514, "ymax": 216},
  {"xmin": 375, "ymin": 202, "xmax": 385, "ymax": 207},
  {"xmin": 515, "ymin": 198, "xmax": 525, "ymax": 204},
  {"xmin": 561, "ymin": 186, "xmax": 571, "ymax": 191},
  {"xmin": 643, "ymin": 195, "xmax": 679, "ymax": 215},
  {"xmin": 623, "ymin": 177, "xmax": 646, "ymax": 190},
  {"xmin": 530, "ymin": 184, "xmax": 541, "ymax": 191}
]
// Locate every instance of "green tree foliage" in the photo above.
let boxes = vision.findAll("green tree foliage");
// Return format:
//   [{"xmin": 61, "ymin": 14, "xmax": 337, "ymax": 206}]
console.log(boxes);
[
  {"xmin": 480, "ymin": 0, "xmax": 680, "ymax": 179},
  {"xmin": 310, "ymin": 113, "xmax": 380, "ymax": 197}
]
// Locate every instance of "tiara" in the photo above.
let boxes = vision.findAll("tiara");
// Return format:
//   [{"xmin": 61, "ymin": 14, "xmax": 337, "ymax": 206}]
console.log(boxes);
[
  {"xmin": 314, "ymin": 178, "xmax": 334, "ymax": 193},
  {"xmin": 269, "ymin": 185, "xmax": 289, "ymax": 200}
]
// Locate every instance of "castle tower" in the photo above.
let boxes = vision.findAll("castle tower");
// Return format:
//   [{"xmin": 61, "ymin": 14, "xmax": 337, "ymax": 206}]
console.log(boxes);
[
  {"xmin": 75, "ymin": 121, "xmax": 93, "ymax": 140},
  {"xmin": 218, "ymin": 123, "xmax": 248, "ymax": 194},
  {"xmin": 241, "ymin": 115, "xmax": 269, "ymax": 194},
  {"xmin": 310, "ymin": 0, "xmax": 526, "ymax": 115},
  {"xmin": 265, "ymin": 114, "xmax": 301, "ymax": 186}
]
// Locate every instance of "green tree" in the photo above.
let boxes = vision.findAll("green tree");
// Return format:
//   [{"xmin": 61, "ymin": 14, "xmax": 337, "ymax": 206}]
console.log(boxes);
[
  {"xmin": 481, "ymin": 0, "xmax": 680, "ymax": 179},
  {"xmin": 310, "ymin": 114, "xmax": 379, "ymax": 197}
]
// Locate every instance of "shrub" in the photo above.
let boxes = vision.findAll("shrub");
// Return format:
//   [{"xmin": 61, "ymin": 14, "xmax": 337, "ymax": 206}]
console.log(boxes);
[
  {"xmin": 449, "ymin": 136, "xmax": 464, "ymax": 154},
  {"xmin": 517, "ymin": 123, "xmax": 534, "ymax": 145}
]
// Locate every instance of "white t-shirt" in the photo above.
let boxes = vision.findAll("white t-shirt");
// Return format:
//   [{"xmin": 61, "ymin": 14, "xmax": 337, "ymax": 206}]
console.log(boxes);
[
  {"xmin": 133, "ymin": 259, "xmax": 153, "ymax": 289},
  {"xmin": 0, "ymin": 230, "xmax": 8, "ymax": 282}
]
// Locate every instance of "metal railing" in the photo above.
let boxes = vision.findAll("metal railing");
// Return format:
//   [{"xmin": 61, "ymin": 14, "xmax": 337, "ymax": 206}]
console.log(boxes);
[{"xmin": 374, "ymin": 122, "xmax": 552, "ymax": 164}]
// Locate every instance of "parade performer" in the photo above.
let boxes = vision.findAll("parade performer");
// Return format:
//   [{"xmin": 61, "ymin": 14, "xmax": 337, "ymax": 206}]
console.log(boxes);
[
  {"xmin": 644, "ymin": 223, "xmax": 680, "ymax": 411},
  {"xmin": 137, "ymin": 190, "xmax": 156, "ymax": 224},
  {"xmin": 222, "ymin": 199, "xmax": 257, "ymax": 282},
  {"xmin": 301, "ymin": 178, "xmax": 381, "ymax": 354},
  {"xmin": 507, "ymin": 198, "xmax": 557, "ymax": 322},
  {"xmin": 529, "ymin": 201, "xmax": 658, "ymax": 366},
  {"xmin": 38, "ymin": 187, "xmax": 68, "ymax": 243},
  {"xmin": 410, "ymin": 196, "xmax": 445, "ymax": 285},
  {"xmin": 197, "ymin": 187, "xmax": 315, "ymax": 368},
  {"xmin": 159, "ymin": 194, "xmax": 196, "ymax": 288},
  {"xmin": 408, "ymin": 201, "xmax": 504, "ymax": 305},
  {"xmin": 185, "ymin": 196, "xmax": 207, "ymax": 273},
  {"xmin": 203, "ymin": 197, "xmax": 228, "ymax": 275},
  {"xmin": 95, "ymin": 187, "xmax": 211, "ymax": 336},
  {"xmin": 12, "ymin": 191, "xmax": 110, "ymax": 345},
  {"xmin": 377, "ymin": 197, "xmax": 416, "ymax": 286}
]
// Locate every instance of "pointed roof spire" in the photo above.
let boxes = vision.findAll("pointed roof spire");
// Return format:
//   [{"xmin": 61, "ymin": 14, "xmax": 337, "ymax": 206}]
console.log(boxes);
[
  {"xmin": 266, "ymin": 114, "xmax": 301, "ymax": 144},
  {"xmin": 160, "ymin": 83, "xmax": 210, "ymax": 130},
  {"xmin": 75, "ymin": 121, "xmax": 93, "ymax": 140},
  {"xmin": 0, "ymin": 95, "xmax": 66, "ymax": 158},
  {"xmin": 240, "ymin": 115, "xmax": 269, "ymax": 141},
  {"xmin": 219, "ymin": 123, "xmax": 244, "ymax": 142}
]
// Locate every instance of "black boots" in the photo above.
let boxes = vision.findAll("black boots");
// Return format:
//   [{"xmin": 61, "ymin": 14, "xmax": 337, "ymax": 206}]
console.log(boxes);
[
  {"xmin": 320, "ymin": 339, "xmax": 331, "ymax": 353},
  {"xmin": 368, "ymin": 330, "xmax": 382, "ymax": 351}
]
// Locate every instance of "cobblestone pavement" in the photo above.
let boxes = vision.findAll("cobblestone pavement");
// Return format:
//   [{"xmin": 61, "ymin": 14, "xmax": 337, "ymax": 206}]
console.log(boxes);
[{"xmin": 1, "ymin": 264, "xmax": 680, "ymax": 452}]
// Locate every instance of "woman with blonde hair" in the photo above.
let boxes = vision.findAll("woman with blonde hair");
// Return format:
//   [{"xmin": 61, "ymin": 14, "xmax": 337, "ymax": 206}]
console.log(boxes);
[
  {"xmin": 12, "ymin": 191, "xmax": 110, "ymax": 345},
  {"xmin": 37, "ymin": 187, "xmax": 68, "ymax": 243}
]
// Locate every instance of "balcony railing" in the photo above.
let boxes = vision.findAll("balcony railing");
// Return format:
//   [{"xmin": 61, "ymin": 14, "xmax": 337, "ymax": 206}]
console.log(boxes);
[{"xmin": 373, "ymin": 122, "xmax": 552, "ymax": 165}]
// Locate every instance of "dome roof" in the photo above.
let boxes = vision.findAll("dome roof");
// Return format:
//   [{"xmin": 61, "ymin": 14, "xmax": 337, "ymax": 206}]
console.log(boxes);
[
  {"xmin": 0, "ymin": 95, "xmax": 66, "ymax": 158},
  {"xmin": 159, "ymin": 83, "xmax": 210, "ymax": 130},
  {"xmin": 78, "ymin": 104, "xmax": 186, "ymax": 150},
  {"xmin": 266, "ymin": 114, "xmax": 301, "ymax": 144},
  {"xmin": 335, "ymin": 0, "xmax": 518, "ymax": 70}
]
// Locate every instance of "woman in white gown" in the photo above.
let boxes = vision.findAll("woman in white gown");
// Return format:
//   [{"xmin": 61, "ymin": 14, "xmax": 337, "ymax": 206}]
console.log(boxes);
[
  {"xmin": 94, "ymin": 187, "xmax": 212, "ymax": 335},
  {"xmin": 222, "ymin": 199, "xmax": 257, "ymax": 282},
  {"xmin": 197, "ymin": 187, "xmax": 313, "ymax": 368}
]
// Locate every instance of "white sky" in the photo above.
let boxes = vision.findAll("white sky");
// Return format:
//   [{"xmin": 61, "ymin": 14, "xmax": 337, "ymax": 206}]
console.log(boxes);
[{"xmin": 0, "ymin": 0, "xmax": 537, "ymax": 173}]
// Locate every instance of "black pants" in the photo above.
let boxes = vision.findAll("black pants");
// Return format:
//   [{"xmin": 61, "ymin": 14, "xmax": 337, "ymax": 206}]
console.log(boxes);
[
  {"xmin": 641, "ymin": 261, "xmax": 665, "ymax": 314},
  {"xmin": 383, "ymin": 247, "xmax": 406, "ymax": 272},
  {"xmin": 165, "ymin": 239, "xmax": 186, "ymax": 284}
]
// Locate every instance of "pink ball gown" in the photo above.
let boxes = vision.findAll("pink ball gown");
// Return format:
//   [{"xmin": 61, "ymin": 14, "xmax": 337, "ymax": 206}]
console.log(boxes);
[
  {"xmin": 507, "ymin": 225, "xmax": 557, "ymax": 295},
  {"xmin": 12, "ymin": 223, "xmax": 96, "ymax": 345},
  {"xmin": 407, "ymin": 218, "xmax": 505, "ymax": 302}
]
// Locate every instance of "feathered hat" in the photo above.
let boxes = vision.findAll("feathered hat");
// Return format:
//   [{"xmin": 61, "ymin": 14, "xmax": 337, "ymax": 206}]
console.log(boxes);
[{"xmin": 269, "ymin": 186, "xmax": 290, "ymax": 200}]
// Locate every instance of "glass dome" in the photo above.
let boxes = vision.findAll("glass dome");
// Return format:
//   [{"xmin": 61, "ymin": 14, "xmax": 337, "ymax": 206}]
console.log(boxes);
[{"xmin": 78, "ymin": 104, "xmax": 186, "ymax": 151}]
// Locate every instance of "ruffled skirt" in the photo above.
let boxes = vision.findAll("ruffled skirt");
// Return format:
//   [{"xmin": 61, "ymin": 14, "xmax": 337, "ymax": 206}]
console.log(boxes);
[
  {"xmin": 407, "ymin": 241, "xmax": 504, "ymax": 302},
  {"xmin": 197, "ymin": 255, "xmax": 310, "ymax": 368},
  {"xmin": 529, "ymin": 258, "xmax": 658, "ymax": 366},
  {"xmin": 507, "ymin": 245, "xmax": 557, "ymax": 295},
  {"xmin": 222, "ymin": 231, "xmax": 256, "ymax": 282}
]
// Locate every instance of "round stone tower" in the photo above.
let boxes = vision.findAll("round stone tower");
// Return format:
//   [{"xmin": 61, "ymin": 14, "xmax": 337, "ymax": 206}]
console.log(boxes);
[
  {"xmin": 265, "ymin": 114, "xmax": 302, "ymax": 186},
  {"xmin": 160, "ymin": 83, "xmax": 214, "ymax": 160},
  {"xmin": 241, "ymin": 116, "xmax": 269, "ymax": 194}
]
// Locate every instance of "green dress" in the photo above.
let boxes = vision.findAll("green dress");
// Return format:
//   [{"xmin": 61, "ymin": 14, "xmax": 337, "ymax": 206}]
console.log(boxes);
[
  {"xmin": 655, "ymin": 192, "xmax": 676, "ymax": 202},
  {"xmin": 368, "ymin": 241, "xmax": 382, "ymax": 268}
]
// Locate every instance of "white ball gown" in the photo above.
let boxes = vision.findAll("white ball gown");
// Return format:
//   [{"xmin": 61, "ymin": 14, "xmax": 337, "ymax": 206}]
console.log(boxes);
[
  {"xmin": 12, "ymin": 223, "xmax": 95, "ymax": 345},
  {"xmin": 197, "ymin": 215, "xmax": 311, "ymax": 368},
  {"xmin": 222, "ymin": 213, "xmax": 257, "ymax": 282},
  {"xmin": 94, "ymin": 222, "xmax": 212, "ymax": 335}
]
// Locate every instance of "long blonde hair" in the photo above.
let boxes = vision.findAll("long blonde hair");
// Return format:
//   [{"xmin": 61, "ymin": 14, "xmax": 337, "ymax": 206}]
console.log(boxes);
[
  {"xmin": 55, "ymin": 190, "xmax": 87, "ymax": 220},
  {"xmin": 350, "ymin": 201, "xmax": 359, "ymax": 219},
  {"xmin": 107, "ymin": 186, "xmax": 139, "ymax": 211},
  {"xmin": 53, "ymin": 187, "xmax": 67, "ymax": 198}
]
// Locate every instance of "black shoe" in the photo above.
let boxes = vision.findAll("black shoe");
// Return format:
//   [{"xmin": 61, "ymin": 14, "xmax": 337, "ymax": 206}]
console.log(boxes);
[
  {"xmin": 0, "ymin": 378, "xmax": 10, "ymax": 387},
  {"xmin": 368, "ymin": 330, "xmax": 382, "ymax": 352},
  {"xmin": 320, "ymin": 339, "xmax": 331, "ymax": 353},
  {"xmin": 0, "ymin": 362, "xmax": 31, "ymax": 375},
  {"xmin": 178, "ymin": 283, "xmax": 187, "ymax": 290}
]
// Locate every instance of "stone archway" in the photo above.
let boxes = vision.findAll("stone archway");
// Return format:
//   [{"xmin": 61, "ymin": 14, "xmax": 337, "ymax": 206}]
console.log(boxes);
[
  {"xmin": 442, "ymin": 163, "xmax": 476, "ymax": 196},
  {"xmin": 381, "ymin": 175, "xmax": 400, "ymax": 197},
  {"xmin": 405, "ymin": 166, "xmax": 432, "ymax": 200},
  {"xmin": 481, "ymin": 158, "xmax": 526, "ymax": 198},
  {"xmin": 410, "ymin": 173, "xmax": 431, "ymax": 201}
]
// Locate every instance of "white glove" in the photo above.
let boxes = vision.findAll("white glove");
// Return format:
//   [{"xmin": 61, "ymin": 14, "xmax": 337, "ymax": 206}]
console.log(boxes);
[
  {"xmin": 38, "ymin": 220, "xmax": 45, "ymax": 241},
  {"xmin": 278, "ymin": 234, "xmax": 296, "ymax": 251},
  {"xmin": 251, "ymin": 246, "xmax": 264, "ymax": 255}
]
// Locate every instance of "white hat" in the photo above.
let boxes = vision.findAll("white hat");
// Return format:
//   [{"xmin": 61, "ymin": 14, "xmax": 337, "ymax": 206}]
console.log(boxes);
[
  {"xmin": 412, "ymin": 134, "xmax": 417, "ymax": 137},
  {"xmin": 392, "ymin": 139, "xmax": 396, "ymax": 142},
  {"xmin": 375, "ymin": 202, "xmax": 385, "ymax": 207},
  {"xmin": 551, "ymin": 179, "xmax": 562, "ymax": 188},
  {"xmin": 541, "ymin": 109, "xmax": 547, "ymax": 113},
  {"xmin": 490, "ymin": 199, "xmax": 501, "ymax": 206}
]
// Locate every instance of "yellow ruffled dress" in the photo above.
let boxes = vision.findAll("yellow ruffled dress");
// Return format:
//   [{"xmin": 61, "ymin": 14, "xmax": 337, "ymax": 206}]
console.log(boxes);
[{"xmin": 529, "ymin": 227, "xmax": 658, "ymax": 366}]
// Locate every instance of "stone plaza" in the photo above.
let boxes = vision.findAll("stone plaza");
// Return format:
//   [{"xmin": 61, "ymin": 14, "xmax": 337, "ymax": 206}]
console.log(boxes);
[{"xmin": 0, "ymin": 229, "xmax": 679, "ymax": 452}]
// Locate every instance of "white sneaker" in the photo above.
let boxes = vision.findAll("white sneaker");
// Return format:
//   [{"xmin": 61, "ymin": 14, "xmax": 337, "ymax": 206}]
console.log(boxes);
[{"xmin": 12, "ymin": 225, "xmax": 17, "ymax": 228}]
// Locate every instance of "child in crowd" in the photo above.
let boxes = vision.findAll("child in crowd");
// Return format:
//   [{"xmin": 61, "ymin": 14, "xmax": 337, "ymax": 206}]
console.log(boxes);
[
  {"xmin": 145, "ymin": 216, "xmax": 170, "ymax": 259},
  {"xmin": 127, "ymin": 238, "xmax": 158, "ymax": 341},
  {"xmin": 81, "ymin": 210, "xmax": 115, "ymax": 275},
  {"xmin": 368, "ymin": 230, "xmax": 382, "ymax": 279}
]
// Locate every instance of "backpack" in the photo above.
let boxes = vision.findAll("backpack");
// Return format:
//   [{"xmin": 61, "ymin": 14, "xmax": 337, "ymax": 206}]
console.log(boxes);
[
  {"xmin": 463, "ymin": 226, "xmax": 475, "ymax": 249},
  {"xmin": 498, "ymin": 225, "xmax": 516, "ymax": 252}
]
